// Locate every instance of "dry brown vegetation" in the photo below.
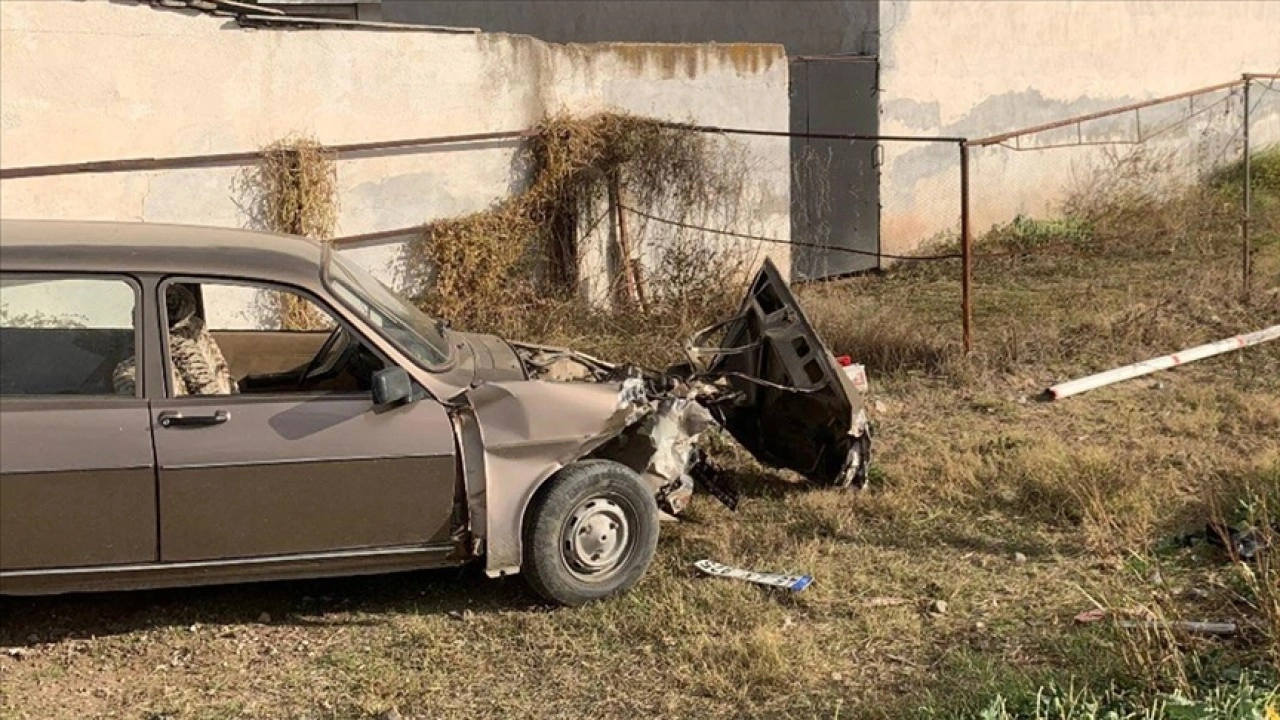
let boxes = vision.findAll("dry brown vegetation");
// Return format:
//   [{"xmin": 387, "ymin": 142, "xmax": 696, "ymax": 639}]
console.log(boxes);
[
  {"xmin": 238, "ymin": 135, "xmax": 338, "ymax": 330},
  {"xmin": 2, "ymin": 143, "xmax": 1279, "ymax": 719},
  {"xmin": 400, "ymin": 112, "xmax": 755, "ymax": 343}
]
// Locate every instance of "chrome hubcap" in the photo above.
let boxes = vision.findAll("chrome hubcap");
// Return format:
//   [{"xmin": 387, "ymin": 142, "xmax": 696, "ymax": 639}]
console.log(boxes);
[{"xmin": 562, "ymin": 497, "xmax": 631, "ymax": 577}]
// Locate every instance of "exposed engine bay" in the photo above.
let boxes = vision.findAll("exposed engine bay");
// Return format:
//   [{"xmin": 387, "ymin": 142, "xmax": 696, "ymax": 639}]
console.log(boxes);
[{"xmin": 507, "ymin": 259, "xmax": 873, "ymax": 514}]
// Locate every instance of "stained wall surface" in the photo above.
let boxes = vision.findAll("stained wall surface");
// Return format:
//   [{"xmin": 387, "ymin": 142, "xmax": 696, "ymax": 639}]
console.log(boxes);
[{"xmin": 0, "ymin": 1, "xmax": 791, "ymax": 289}]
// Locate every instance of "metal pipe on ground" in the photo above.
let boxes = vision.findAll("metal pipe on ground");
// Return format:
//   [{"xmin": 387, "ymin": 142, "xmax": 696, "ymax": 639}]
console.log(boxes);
[{"xmin": 1045, "ymin": 325, "xmax": 1280, "ymax": 401}]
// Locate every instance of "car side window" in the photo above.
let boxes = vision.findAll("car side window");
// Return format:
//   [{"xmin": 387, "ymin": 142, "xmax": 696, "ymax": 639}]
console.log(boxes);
[
  {"xmin": 0, "ymin": 275, "xmax": 139, "ymax": 396},
  {"xmin": 161, "ymin": 280, "xmax": 384, "ymax": 398}
]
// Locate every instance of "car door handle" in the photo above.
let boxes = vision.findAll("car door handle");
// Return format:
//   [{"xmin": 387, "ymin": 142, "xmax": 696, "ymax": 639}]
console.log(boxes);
[{"xmin": 158, "ymin": 410, "xmax": 229, "ymax": 428}]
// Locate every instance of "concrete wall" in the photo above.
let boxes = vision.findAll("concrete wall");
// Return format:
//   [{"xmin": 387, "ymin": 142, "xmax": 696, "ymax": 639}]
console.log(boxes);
[
  {"xmin": 0, "ymin": 0, "xmax": 790, "ymax": 292},
  {"xmin": 383, "ymin": 0, "xmax": 882, "ymax": 279},
  {"xmin": 877, "ymin": 0, "xmax": 1280, "ymax": 251},
  {"xmin": 387, "ymin": 0, "xmax": 1280, "ymax": 257}
]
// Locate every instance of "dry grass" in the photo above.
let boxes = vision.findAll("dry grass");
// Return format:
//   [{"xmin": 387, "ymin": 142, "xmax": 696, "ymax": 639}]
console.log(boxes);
[
  {"xmin": 2, "ymin": 151, "xmax": 1280, "ymax": 720},
  {"xmin": 241, "ymin": 136, "xmax": 339, "ymax": 241},
  {"xmin": 1203, "ymin": 465, "xmax": 1280, "ymax": 670}
]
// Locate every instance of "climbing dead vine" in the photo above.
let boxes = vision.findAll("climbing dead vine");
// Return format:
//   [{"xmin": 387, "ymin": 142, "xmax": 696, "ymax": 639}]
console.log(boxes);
[
  {"xmin": 399, "ymin": 112, "xmax": 757, "ymax": 339},
  {"xmin": 241, "ymin": 135, "xmax": 339, "ymax": 329}
]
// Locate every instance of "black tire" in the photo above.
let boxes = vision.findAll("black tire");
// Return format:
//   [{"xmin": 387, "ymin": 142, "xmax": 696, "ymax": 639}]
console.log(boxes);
[{"xmin": 521, "ymin": 459, "xmax": 659, "ymax": 607}]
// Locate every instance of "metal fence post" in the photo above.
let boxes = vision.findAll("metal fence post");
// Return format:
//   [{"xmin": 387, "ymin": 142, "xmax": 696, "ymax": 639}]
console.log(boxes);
[
  {"xmin": 960, "ymin": 141, "xmax": 974, "ymax": 353},
  {"xmin": 1242, "ymin": 75, "xmax": 1252, "ymax": 303}
]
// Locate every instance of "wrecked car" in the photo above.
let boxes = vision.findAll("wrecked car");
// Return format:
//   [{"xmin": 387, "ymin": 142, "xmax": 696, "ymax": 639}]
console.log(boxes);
[{"xmin": 0, "ymin": 220, "xmax": 870, "ymax": 606}]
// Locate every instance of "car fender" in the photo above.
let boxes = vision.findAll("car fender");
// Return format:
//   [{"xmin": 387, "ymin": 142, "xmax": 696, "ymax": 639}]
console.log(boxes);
[{"xmin": 455, "ymin": 378, "xmax": 649, "ymax": 576}]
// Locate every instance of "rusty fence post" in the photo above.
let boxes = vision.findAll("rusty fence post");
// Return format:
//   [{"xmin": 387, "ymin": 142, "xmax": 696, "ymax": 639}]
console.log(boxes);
[
  {"xmin": 960, "ymin": 141, "xmax": 974, "ymax": 353},
  {"xmin": 1241, "ymin": 75, "xmax": 1252, "ymax": 303}
]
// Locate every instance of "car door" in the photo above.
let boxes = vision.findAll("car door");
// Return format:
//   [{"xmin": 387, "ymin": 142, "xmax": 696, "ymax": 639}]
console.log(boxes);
[
  {"xmin": 0, "ymin": 274, "xmax": 158, "ymax": 572},
  {"xmin": 149, "ymin": 278, "xmax": 458, "ymax": 563}
]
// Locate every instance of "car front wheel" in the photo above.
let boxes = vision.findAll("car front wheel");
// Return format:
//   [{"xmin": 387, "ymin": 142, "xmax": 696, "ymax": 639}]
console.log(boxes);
[{"xmin": 521, "ymin": 460, "xmax": 659, "ymax": 607}]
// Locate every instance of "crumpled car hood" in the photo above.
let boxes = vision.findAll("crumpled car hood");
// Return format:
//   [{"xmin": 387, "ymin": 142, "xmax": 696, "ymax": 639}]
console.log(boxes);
[{"xmin": 500, "ymin": 259, "xmax": 870, "ymax": 489}]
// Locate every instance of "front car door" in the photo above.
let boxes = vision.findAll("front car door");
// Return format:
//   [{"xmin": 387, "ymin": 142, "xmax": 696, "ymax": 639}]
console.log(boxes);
[
  {"xmin": 0, "ymin": 273, "xmax": 157, "ymax": 574},
  {"xmin": 148, "ymin": 278, "xmax": 458, "ymax": 563}
]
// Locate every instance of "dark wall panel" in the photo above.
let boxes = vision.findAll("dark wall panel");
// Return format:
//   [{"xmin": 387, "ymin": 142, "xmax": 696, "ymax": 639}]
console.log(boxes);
[
  {"xmin": 384, "ymin": 1, "xmax": 879, "ymax": 56},
  {"xmin": 792, "ymin": 58, "xmax": 880, "ymax": 279}
]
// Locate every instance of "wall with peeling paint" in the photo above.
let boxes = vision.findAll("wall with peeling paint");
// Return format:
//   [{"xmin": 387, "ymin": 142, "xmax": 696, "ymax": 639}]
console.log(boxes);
[
  {"xmin": 0, "ymin": 0, "xmax": 790, "ymax": 290},
  {"xmin": 877, "ymin": 0, "xmax": 1280, "ymax": 252},
  {"xmin": 383, "ymin": 0, "xmax": 1280, "ymax": 260}
]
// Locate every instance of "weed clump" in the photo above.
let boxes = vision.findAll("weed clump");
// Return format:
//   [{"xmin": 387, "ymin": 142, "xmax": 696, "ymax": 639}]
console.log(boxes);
[
  {"xmin": 248, "ymin": 137, "xmax": 339, "ymax": 241},
  {"xmin": 399, "ymin": 112, "xmax": 755, "ymax": 348},
  {"xmin": 239, "ymin": 135, "xmax": 339, "ymax": 329},
  {"xmin": 1210, "ymin": 144, "xmax": 1280, "ymax": 198}
]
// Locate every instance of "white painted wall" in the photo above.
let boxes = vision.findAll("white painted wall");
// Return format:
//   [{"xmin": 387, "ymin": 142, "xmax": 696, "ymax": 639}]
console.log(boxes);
[
  {"xmin": 876, "ymin": 0, "xmax": 1280, "ymax": 251},
  {"xmin": 0, "ymin": 277, "xmax": 135, "ymax": 329},
  {"xmin": 0, "ymin": 1, "xmax": 790, "ymax": 291}
]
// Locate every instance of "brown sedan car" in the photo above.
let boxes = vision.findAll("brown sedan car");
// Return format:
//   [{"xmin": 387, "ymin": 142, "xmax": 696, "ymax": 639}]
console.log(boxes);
[{"xmin": 0, "ymin": 220, "xmax": 870, "ymax": 605}]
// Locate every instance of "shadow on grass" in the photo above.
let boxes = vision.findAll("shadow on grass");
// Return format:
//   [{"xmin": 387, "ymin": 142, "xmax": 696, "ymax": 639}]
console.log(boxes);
[
  {"xmin": 806, "ymin": 504, "xmax": 1066, "ymax": 560},
  {"xmin": 0, "ymin": 563, "xmax": 543, "ymax": 648},
  {"xmin": 727, "ymin": 465, "xmax": 819, "ymax": 501}
]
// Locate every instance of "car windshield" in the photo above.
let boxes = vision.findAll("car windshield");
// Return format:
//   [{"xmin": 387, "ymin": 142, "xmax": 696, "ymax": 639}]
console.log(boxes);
[{"xmin": 324, "ymin": 251, "xmax": 451, "ymax": 368}]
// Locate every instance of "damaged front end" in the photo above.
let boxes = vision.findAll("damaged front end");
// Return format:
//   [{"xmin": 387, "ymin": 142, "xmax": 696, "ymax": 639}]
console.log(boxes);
[
  {"xmin": 509, "ymin": 343, "xmax": 720, "ymax": 516},
  {"xmin": 452, "ymin": 259, "xmax": 871, "ymax": 576},
  {"xmin": 450, "ymin": 358, "xmax": 717, "ymax": 576}
]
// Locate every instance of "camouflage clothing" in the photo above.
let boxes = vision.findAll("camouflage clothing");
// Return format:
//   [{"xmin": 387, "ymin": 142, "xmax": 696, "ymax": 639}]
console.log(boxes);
[{"xmin": 112, "ymin": 284, "xmax": 239, "ymax": 396}]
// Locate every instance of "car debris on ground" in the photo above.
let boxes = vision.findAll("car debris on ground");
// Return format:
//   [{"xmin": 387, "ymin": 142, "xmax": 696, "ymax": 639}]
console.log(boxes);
[
  {"xmin": 1172, "ymin": 523, "xmax": 1274, "ymax": 562},
  {"xmin": 693, "ymin": 559, "xmax": 814, "ymax": 592},
  {"xmin": 1074, "ymin": 610, "xmax": 1238, "ymax": 636},
  {"xmin": 1043, "ymin": 324, "xmax": 1280, "ymax": 400},
  {"xmin": 1118, "ymin": 620, "xmax": 1238, "ymax": 636}
]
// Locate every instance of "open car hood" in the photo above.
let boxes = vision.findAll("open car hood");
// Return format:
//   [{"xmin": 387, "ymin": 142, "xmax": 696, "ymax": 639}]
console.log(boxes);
[{"xmin": 684, "ymin": 259, "xmax": 870, "ymax": 487}]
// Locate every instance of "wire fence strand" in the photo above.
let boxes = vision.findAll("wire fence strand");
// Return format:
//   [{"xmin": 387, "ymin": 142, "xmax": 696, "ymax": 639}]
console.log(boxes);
[{"xmin": 618, "ymin": 204, "xmax": 964, "ymax": 262}]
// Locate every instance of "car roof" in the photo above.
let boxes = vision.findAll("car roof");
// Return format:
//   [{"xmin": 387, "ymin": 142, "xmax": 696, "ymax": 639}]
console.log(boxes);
[{"xmin": 0, "ymin": 219, "xmax": 325, "ymax": 285}]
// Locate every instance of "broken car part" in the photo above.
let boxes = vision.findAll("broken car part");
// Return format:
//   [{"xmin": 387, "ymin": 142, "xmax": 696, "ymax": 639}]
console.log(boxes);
[
  {"xmin": 1045, "ymin": 325, "xmax": 1280, "ymax": 400},
  {"xmin": 684, "ymin": 259, "xmax": 872, "ymax": 488},
  {"xmin": 687, "ymin": 449, "xmax": 740, "ymax": 511},
  {"xmin": 1205, "ymin": 523, "xmax": 1272, "ymax": 562},
  {"xmin": 694, "ymin": 559, "xmax": 813, "ymax": 592},
  {"xmin": 1171, "ymin": 523, "xmax": 1273, "ymax": 563},
  {"xmin": 1074, "ymin": 612, "xmax": 1238, "ymax": 636},
  {"xmin": 1117, "ymin": 620, "xmax": 1238, "ymax": 636}
]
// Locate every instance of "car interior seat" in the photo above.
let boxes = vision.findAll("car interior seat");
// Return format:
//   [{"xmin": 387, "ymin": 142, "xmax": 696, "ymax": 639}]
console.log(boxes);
[{"xmin": 112, "ymin": 284, "xmax": 239, "ymax": 396}]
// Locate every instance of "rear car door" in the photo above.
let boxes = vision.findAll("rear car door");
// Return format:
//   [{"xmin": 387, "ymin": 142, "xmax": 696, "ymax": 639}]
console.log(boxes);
[
  {"xmin": 149, "ymin": 279, "xmax": 457, "ymax": 562},
  {"xmin": 0, "ymin": 274, "xmax": 157, "ymax": 572}
]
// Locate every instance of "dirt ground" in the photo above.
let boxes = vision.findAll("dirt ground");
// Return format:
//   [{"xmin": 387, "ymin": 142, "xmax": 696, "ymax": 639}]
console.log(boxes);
[{"xmin": 2, "ymin": 190, "xmax": 1279, "ymax": 719}]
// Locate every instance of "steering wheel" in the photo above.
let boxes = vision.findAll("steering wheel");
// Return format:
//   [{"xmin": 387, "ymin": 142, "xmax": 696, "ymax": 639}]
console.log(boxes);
[{"xmin": 296, "ymin": 325, "xmax": 357, "ymax": 390}]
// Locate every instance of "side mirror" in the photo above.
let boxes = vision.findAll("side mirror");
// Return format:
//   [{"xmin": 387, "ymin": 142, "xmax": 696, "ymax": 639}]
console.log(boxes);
[{"xmin": 371, "ymin": 366, "xmax": 413, "ymax": 406}]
